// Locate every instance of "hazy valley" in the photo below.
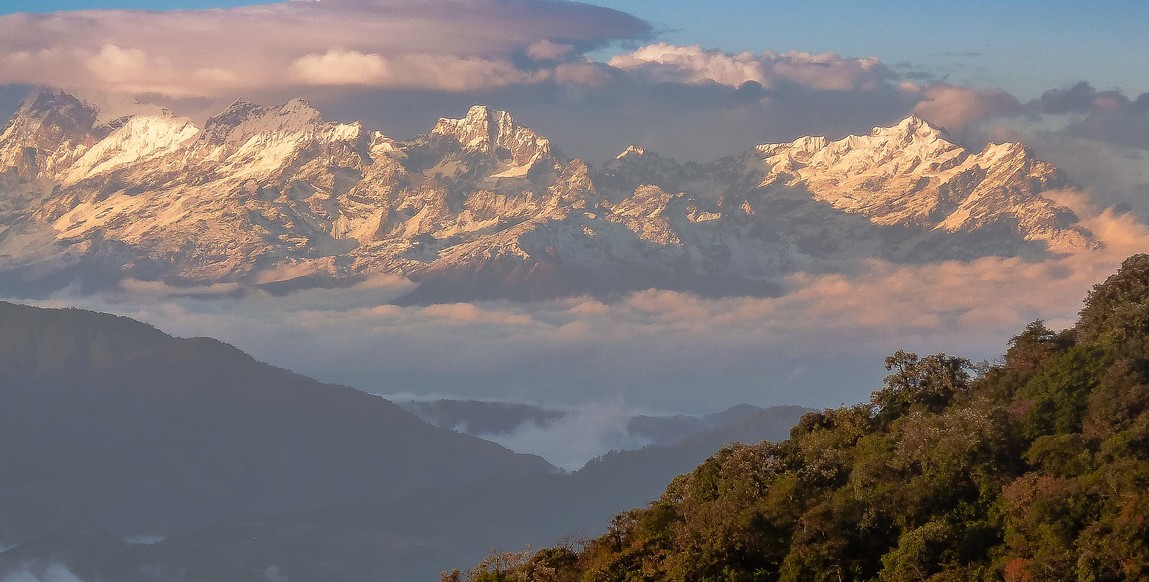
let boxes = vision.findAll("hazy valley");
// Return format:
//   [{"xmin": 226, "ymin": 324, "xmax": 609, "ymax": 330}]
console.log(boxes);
[{"xmin": 0, "ymin": 301, "xmax": 805, "ymax": 579}]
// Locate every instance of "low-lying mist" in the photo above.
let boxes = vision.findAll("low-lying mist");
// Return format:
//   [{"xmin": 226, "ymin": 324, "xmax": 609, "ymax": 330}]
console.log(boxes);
[
  {"xmin": 0, "ymin": 563, "xmax": 89, "ymax": 582},
  {"xmin": 476, "ymin": 402, "xmax": 649, "ymax": 471}
]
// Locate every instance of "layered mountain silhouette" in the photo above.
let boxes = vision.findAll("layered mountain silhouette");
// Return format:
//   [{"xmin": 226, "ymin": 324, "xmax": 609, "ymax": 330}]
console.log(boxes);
[
  {"xmin": 0, "ymin": 301, "xmax": 551, "ymax": 541},
  {"xmin": 0, "ymin": 301, "xmax": 807, "ymax": 580}
]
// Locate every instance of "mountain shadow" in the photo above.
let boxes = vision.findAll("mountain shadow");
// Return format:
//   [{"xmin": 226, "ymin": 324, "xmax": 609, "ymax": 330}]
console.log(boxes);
[
  {"xmin": 0, "ymin": 301, "xmax": 552, "ymax": 542},
  {"xmin": 0, "ymin": 399, "xmax": 807, "ymax": 581}
]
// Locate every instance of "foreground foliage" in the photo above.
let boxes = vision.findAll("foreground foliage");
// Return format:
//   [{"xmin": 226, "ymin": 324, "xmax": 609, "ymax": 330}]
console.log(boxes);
[{"xmin": 453, "ymin": 254, "xmax": 1149, "ymax": 581}]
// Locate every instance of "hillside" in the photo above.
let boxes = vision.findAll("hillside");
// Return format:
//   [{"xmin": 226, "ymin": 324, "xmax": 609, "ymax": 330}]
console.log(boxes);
[
  {"xmin": 455, "ymin": 254, "xmax": 1149, "ymax": 581},
  {"xmin": 0, "ymin": 301, "xmax": 808, "ymax": 581},
  {"xmin": 0, "ymin": 301, "xmax": 552, "ymax": 541}
]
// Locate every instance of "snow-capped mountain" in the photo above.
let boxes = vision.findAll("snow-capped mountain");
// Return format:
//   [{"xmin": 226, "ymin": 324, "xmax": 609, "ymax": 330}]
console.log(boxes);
[{"xmin": 0, "ymin": 88, "xmax": 1098, "ymax": 301}]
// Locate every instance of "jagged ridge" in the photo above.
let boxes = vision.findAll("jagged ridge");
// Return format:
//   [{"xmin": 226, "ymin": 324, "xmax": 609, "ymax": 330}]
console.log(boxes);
[{"xmin": 0, "ymin": 89, "xmax": 1099, "ymax": 302}]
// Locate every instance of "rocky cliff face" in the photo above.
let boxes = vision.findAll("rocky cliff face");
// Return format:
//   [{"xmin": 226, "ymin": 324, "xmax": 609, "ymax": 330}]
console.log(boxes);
[{"xmin": 0, "ymin": 89, "xmax": 1099, "ymax": 301}]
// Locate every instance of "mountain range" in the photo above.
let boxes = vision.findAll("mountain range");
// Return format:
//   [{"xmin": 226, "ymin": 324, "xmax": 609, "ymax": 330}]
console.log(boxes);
[{"xmin": 0, "ymin": 89, "xmax": 1097, "ymax": 302}]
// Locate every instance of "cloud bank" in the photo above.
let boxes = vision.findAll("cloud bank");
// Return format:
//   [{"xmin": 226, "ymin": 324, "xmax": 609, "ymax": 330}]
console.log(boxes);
[
  {"xmin": 0, "ymin": 0, "xmax": 650, "ymax": 96},
  {"xmin": 608, "ymin": 44, "xmax": 890, "ymax": 92},
  {"xmin": 20, "ymin": 203, "xmax": 1147, "ymax": 415}
]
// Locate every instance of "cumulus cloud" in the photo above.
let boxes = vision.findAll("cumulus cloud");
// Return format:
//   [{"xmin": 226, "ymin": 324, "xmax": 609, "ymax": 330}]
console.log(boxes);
[
  {"xmin": 289, "ymin": 51, "xmax": 543, "ymax": 90},
  {"xmin": 1066, "ymin": 110, "xmax": 1149, "ymax": 151},
  {"xmin": 289, "ymin": 50, "xmax": 392, "ymax": 87},
  {"xmin": 1038, "ymin": 81, "xmax": 1118, "ymax": 115},
  {"xmin": 910, "ymin": 83, "xmax": 1024, "ymax": 132},
  {"xmin": 366, "ymin": 48, "xmax": 917, "ymax": 164},
  {"xmin": 0, "ymin": 5, "xmax": 921, "ymax": 157},
  {"xmin": 1024, "ymin": 82, "xmax": 1149, "ymax": 150},
  {"xmin": 0, "ymin": 0, "xmax": 650, "ymax": 97},
  {"xmin": 609, "ymin": 43, "xmax": 891, "ymax": 92}
]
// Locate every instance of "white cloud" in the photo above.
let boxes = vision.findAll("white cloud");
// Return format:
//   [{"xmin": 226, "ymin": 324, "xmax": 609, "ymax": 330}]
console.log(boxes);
[
  {"xmin": 85, "ymin": 44, "xmax": 161, "ymax": 85},
  {"xmin": 290, "ymin": 50, "xmax": 392, "ymax": 86},
  {"xmin": 610, "ymin": 44, "xmax": 768, "ymax": 87},
  {"xmin": 609, "ymin": 43, "xmax": 890, "ymax": 91},
  {"xmin": 910, "ymin": 83, "xmax": 1023, "ymax": 131}
]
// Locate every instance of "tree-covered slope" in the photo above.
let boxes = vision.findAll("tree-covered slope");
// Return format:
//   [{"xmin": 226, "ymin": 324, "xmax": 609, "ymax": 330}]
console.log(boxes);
[{"xmin": 460, "ymin": 254, "xmax": 1149, "ymax": 581}]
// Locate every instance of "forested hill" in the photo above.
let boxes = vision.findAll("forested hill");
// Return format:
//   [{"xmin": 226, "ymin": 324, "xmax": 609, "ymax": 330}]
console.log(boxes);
[
  {"xmin": 455, "ymin": 254, "xmax": 1149, "ymax": 581},
  {"xmin": 0, "ymin": 301, "xmax": 552, "ymax": 542}
]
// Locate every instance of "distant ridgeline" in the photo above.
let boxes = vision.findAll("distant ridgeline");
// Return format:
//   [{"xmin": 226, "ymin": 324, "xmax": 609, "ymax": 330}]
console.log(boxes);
[{"xmin": 451, "ymin": 254, "xmax": 1149, "ymax": 581}]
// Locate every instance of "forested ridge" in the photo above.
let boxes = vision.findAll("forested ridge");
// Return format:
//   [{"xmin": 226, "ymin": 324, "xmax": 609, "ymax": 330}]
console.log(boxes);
[{"xmin": 452, "ymin": 254, "xmax": 1149, "ymax": 581}]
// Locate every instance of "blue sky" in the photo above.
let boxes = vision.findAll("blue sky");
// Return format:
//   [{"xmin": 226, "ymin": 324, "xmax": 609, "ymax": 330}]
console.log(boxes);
[{"xmin": 592, "ymin": 0, "xmax": 1149, "ymax": 99}]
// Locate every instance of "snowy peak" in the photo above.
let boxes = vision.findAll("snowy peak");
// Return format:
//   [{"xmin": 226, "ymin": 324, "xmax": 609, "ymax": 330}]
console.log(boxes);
[
  {"xmin": 614, "ymin": 145, "xmax": 649, "ymax": 160},
  {"xmin": 188, "ymin": 97, "xmax": 367, "ymax": 182},
  {"xmin": 62, "ymin": 112, "xmax": 200, "ymax": 185},
  {"xmin": 0, "ymin": 89, "xmax": 102, "ymax": 180},
  {"xmin": 201, "ymin": 97, "xmax": 327, "ymax": 147},
  {"xmin": 872, "ymin": 114, "xmax": 949, "ymax": 143},
  {"xmin": 762, "ymin": 115, "xmax": 958, "ymax": 166},
  {"xmin": 431, "ymin": 105, "xmax": 509, "ymax": 151},
  {"xmin": 857, "ymin": 115, "xmax": 957, "ymax": 162},
  {"xmin": 597, "ymin": 144, "xmax": 690, "ymax": 200},
  {"xmin": 202, "ymin": 98, "xmax": 262, "ymax": 138},
  {"xmin": 431, "ymin": 105, "xmax": 553, "ymax": 167},
  {"xmin": 745, "ymin": 115, "xmax": 1091, "ymax": 252},
  {"xmin": 974, "ymin": 141, "xmax": 1032, "ymax": 169},
  {"xmin": 14, "ymin": 89, "xmax": 99, "ymax": 129}
]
